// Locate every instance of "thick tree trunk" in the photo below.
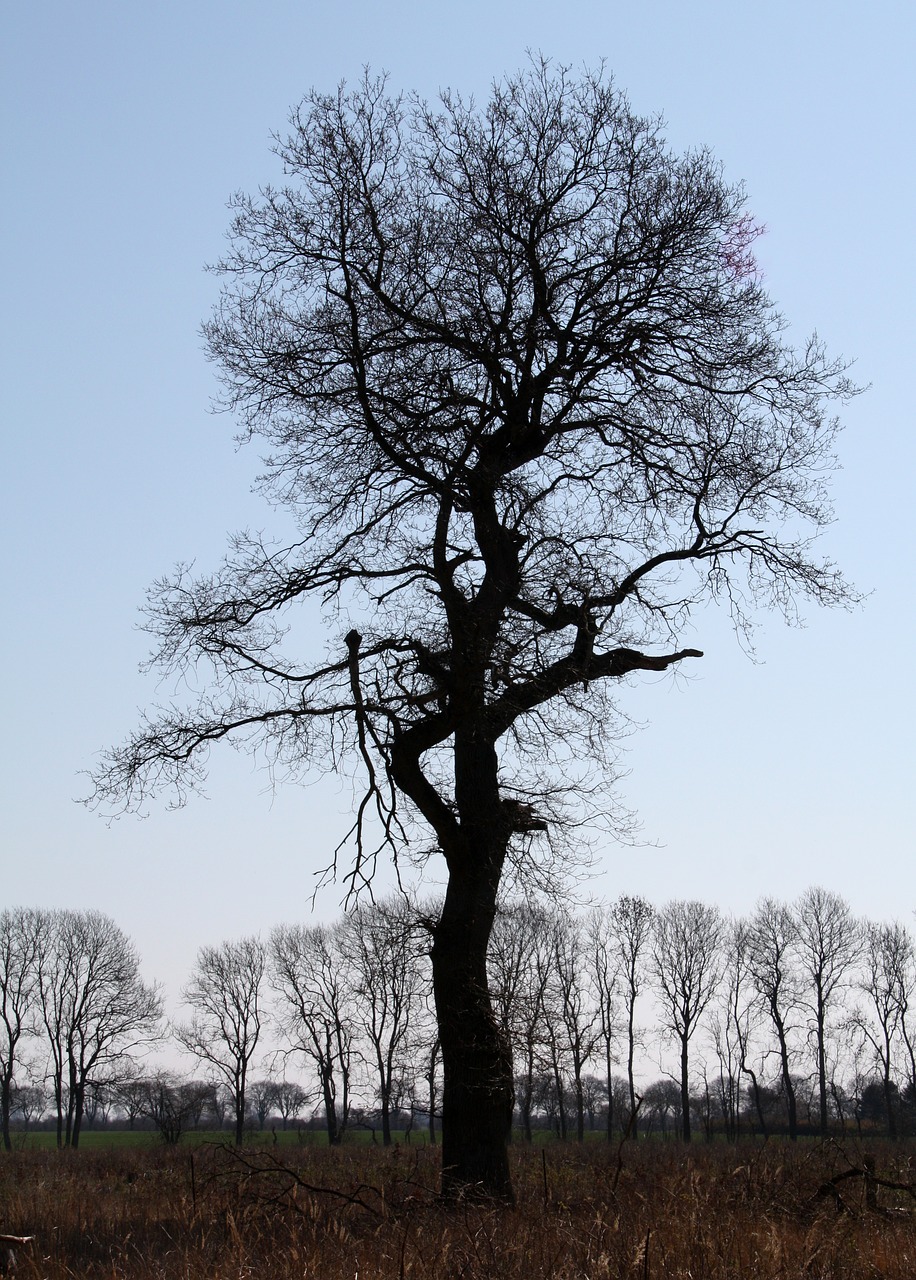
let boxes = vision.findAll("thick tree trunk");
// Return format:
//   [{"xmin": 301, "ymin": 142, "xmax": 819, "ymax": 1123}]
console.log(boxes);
[
  {"xmin": 432, "ymin": 859, "xmax": 515, "ymax": 1202},
  {"xmin": 320, "ymin": 1072, "xmax": 341, "ymax": 1145}
]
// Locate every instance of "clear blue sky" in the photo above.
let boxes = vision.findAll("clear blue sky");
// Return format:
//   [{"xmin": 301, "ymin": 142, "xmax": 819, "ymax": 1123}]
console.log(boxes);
[{"xmin": 2, "ymin": 0, "xmax": 913, "ymax": 1011}]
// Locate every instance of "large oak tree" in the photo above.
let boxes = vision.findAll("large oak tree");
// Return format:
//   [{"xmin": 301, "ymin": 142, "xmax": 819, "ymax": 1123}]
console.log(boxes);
[{"xmin": 91, "ymin": 61, "xmax": 855, "ymax": 1198}]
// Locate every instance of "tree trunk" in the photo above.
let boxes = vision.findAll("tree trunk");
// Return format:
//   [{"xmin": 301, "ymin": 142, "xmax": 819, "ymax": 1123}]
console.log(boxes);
[
  {"xmin": 680, "ymin": 1039, "xmax": 691, "ymax": 1142},
  {"xmin": 1, "ymin": 1071, "xmax": 11, "ymax": 1152},
  {"xmin": 70, "ymin": 1078, "xmax": 85, "ymax": 1149},
  {"xmin": 574, "ymin": 1069, "xmax": 585, "ymax": 1143},
  {"xmin": 743, "ymin": 1065, "xmax": 768, "ymax": 1139},
  {"xmin": 816, "ymin": 1003, "xmax": 829, "ymax": 1136},
  {"xmin": 431, "ymin": 857, "xmax": 514, "ymax": 1202},
  {"xmin": 427, "ymin": 1039, "xmax": 439, "ymax": 1146},
  {"xmin": 234, "ymin": 1100, "xmax": 244, "ymax": 1148},
  {"xmin": 773, "ymin": 1014, "xmax": 797, "ymax": 1141},
  {"xmin": 320, "ymin": 1072, "xmax": 340, "ymax": 1145},
  {"xmin": 627, "ymin": 1005, "xmax": 639, "ymax": 1142},
  {"xmin": 381, "ymin": 1094, "xmax": 392, "ymax": 1146},
  {"xmin": 605, "ymin": 1042, "xmax": 614, "ymax": 1143}
]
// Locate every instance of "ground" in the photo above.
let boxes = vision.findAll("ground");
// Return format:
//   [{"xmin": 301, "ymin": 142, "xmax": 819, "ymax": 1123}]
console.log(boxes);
[{"xmin": 3, "ymin": 1136, "xmax": 914, "ymax": 1278}]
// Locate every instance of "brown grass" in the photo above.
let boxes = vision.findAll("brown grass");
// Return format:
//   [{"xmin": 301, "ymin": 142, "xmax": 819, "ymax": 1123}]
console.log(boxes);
[{"xmin": 2, "ymin": 1136, "xmax": 916, "ymax": 1278}]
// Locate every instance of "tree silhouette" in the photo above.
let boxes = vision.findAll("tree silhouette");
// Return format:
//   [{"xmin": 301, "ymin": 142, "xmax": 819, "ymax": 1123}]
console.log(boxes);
[{"xmin": 90, "ymin": 60, "xmax": 856, "ymax": 1197}]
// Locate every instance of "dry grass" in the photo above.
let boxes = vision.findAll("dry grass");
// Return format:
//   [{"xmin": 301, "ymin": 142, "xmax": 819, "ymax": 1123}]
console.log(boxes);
[{"xmin": 2, "ymin": 1136, "xmax": 915, "ymax": 1278}]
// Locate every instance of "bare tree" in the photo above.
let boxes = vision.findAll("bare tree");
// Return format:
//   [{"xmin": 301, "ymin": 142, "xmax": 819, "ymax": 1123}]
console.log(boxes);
[
  {"xmin": 488, "ymin": 901, "xmax": 552, "ymax": 1142},
  {"xmin": 609, "ymin": 895, "xmax": 654, "ymax": 1137},
  {"xmin": 9, "ymin": 1081, "xmax": 46, "ymax": 1132},
  {"xmin": 586, "ymin": 905, "xmax": 620, "ymax": 1141},
  {"xmin": 716, "ymin": 917, "xmax": 766, "ymax": 1139},
  {"xmin": 35, "ymin": 909, "xmax": 161, "ymax": 1148},
  {"xmin": 794, "ymin": 886, "xmax": 860, "ymax": 1136},
  {"xmin": 138, "ymin": 1074, "xmax": 210, "ymax": 1144},
  {"xmin": 853, "ymin": 921, "xmax": 914, "ymax": 1139},
  {"xmin": 90, "ymin": 61, "xmax": 857, "ymax": 1197},
  {"xmin": 642, "ymin": 1078, "xmax": 682, "ymax": 1139},
  {"xmin": 652, "ymin": 900, "xmax": 723, "ymax": 1142},
  {"xmin": 343, "ymin": 896, "xmax": 429, "ymax": 1145},
  {"xmin": 247, "ymin": 1077, "xmax": 279, "ymax": 1130},
  {"xmin": 271, "ymin": 1078, "xmax": 310, "ymax": 1130},
  {"xmin": 176, "ymin": 935, "xmax": 266, "ymax": 1147},
  {"xmin": 544, "ymin": 912, "xmax": 600, "ymax": 1141},
  {"xmin": 0, "ymin": 908, "xmax": 41, "ymax": 1151},
  {"xmin": 746, "ymin": 898, "xmax": 802, "ymax": 1140},
  {"xmin": 269, "ymin": 922, "xmax": 355, "ymax": 1145}
]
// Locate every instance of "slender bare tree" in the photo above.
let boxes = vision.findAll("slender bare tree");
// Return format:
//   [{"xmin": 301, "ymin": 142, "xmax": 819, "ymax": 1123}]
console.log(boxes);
[
  {"xmin": 176, "ymin": 935, "xmax": 266, "ymax": 1147},
  {"xmin": 541, "ymin": 911, "xmax": 600, "ymax": 1142},
  {"xmin": 794, "ymin": 886, "xmax": 860, "ymax": 1136},
  {"xmin": 488, "ymin": 900, "xmax": 552, "ymax": 1143},
  {"xmin": 717, "ymin": 917, "xmax": 767, "ymax": 1138},
  {"xmin": 90, "ymin": 61, "xmax": 857, "ymax": 1197},
  {"xmin": 652, "ymin": 900, "xmax": 723, "ymax": 1142},
  {"xmin": 853, "ymin": 921, "xmax": 914, "ymax": 1140},
  {"xmin": 746, "ymin": 898, "xmax": 802, "ymax": 1140},
  {"xmin": 269, "ymin": 922, "xmax": 355, "ymax": 1145},
  {"xmin": 586, "ymin": 905, "xmax": 620, "ymax": 1142},
  {"xmin": 343, "ymin": 896, "xmax": 429, "ymax": 1145},
  {"xmin": 609, "ymin": 895, "xmax": 654, "ymax": 1137},
  {"xmin": 0, "ymin": 908, "xmax": 41, "ymax": 1151}
]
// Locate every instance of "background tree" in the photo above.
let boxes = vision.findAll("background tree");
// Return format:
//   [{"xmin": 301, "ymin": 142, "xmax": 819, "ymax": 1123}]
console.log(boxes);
[
  {"xmin": 746, "ymin": 898, "xmax": 802, "ymax": 1140},
  {"xmin": 609, "ymin": 895, "xmax": 654, "ymax": 1137},
  {"xmin": 90, "ymin": 61, "xmax": 856, "ymax": 1198},
  {"xmin": 712, "ymin": 917, "xmax": 760, "ymax": 1140},
  {"xmin": 0, "ymin": 908, "xmax": 40, "ymax": 1151},
  {"xmin": 9, "ymin": 1081, "xmax": 46, "ymax": 1133},
  {"xmin": 138, "ymin": 1074, "xmax": 210, "ymax": 1144},
  {"xmin": 247, "ymin": 1077, "xmax": 279, "ymax": 1130},
  {"xmin": 544, "ymin": 912, "xmax": 599, "ymax": 1141},
  {"xmin": 641, "ymin": 1078, "xmax": 682, "ymax": 1139},
  {"xmin": 271, "ymin": 1078, "xmax": 310, "ymax": 1130},
  {"xmin": 652, "ymin": 900, "xmax": 722, "ymax": 1141},
  {"xmin": 794, "ymin": 886, "xmax": 860, "ymax": 1136},
  {"xmin": 35, "ymin": 909, "xmax": 161, "ymax": 1148},
  {"xmin": 853, "ymin": 921, "xmax": 914, "ymax": 1140},
  {"xmin": 344, "ymin": 896, "xmax": 428, "ymax": 1145},
  {"xmin": 586, "ymin": 904, "xmax": 620, "ymax": 1141},
  {"xmin": 176, "ymin": 935, "xmax": 266, "ymax": 1147},
  {"xmin": 488, "ymin": 899, "xmax": 551, "ymax": 1142},
  {"xmin": 269, "ymin": 922, "xmax": 355, "ymax": 1145}
]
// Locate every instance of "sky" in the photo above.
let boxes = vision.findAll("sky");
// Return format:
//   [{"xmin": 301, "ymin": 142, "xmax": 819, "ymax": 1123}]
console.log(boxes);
[{"xmin": 2, "ymin": 0, "xmax": 914, "ymax": 1023}]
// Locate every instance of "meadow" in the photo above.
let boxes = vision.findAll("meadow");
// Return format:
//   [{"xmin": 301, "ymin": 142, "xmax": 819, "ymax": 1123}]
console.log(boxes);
[{"xmin": 2, "ymin": 1135, "xmax": 915, "ymax": 1278}]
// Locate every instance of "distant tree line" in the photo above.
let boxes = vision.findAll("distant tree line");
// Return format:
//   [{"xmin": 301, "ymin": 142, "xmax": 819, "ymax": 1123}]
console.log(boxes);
[{"xmin": 3, "ymin": 889, "xmax": 916, "ymax": 1148}]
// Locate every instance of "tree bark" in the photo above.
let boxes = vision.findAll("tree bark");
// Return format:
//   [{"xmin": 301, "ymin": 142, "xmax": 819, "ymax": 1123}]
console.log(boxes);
[
  {"xmin": 320, "ymin": 1071, "xmax": 341, "ymax": 1145},
  {"xmin": 431, "ymin": 857, "xmax": 515, "ymax": 1202}
]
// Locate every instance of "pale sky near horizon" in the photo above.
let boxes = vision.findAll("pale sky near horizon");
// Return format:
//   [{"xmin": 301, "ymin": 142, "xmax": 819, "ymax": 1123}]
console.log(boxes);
[{"xmin": 2, "ymin": 1, "xmax": 914, "ymax": 1027}]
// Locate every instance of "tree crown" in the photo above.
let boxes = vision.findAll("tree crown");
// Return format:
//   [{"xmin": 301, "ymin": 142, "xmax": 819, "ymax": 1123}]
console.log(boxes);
[{"xmin": 89, "ymin": 59, "xmax": 857, "ymax": 887}]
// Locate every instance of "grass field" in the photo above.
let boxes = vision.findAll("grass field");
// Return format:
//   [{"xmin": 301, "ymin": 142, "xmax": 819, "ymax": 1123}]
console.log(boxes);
[{"xmin": 2, "ymin": 1136, "xmax": 915, "ymax": 1277}]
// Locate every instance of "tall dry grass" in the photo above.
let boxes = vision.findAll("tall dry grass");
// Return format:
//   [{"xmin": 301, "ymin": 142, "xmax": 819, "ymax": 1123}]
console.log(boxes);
[{"xmin": 2, "ymin": 1136, "xmax": 915, "ymax": 1277}]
